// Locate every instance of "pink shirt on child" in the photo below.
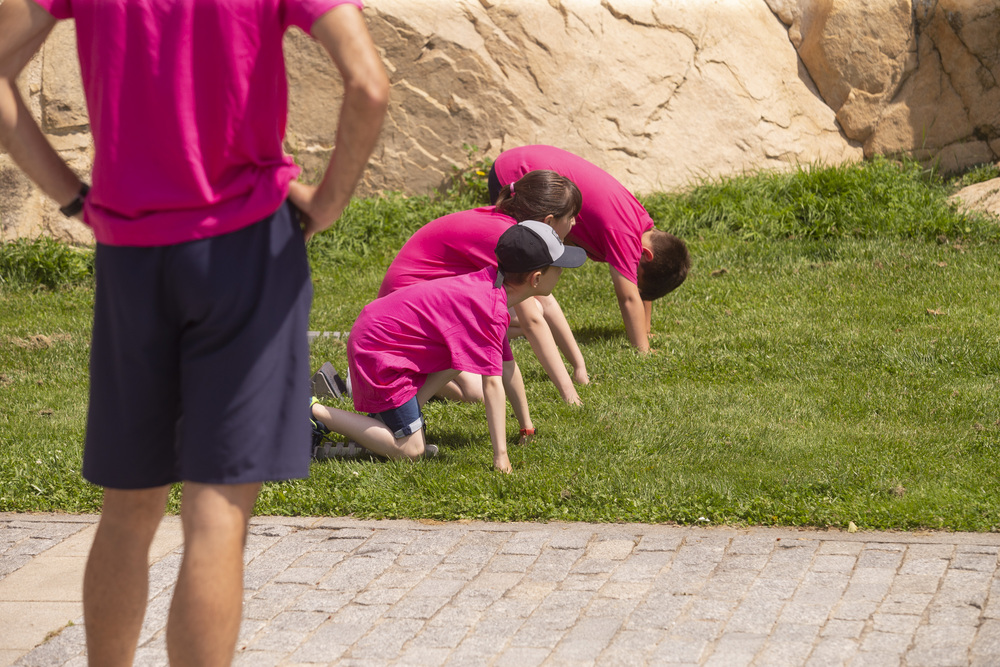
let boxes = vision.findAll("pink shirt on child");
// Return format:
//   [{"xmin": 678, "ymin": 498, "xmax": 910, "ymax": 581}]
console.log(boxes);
[
  {"xmin": 35, "ymin": 0, "xmax": 361, "ymax": 247},
  {"xmin": 492, "ymin": 145, "xmax": 655, "ymax": 284},
  {"xmin": 349, "ymin": 267, "xmax": 515, "ymax": 414},
  {"xmin": 377, "ymin": 206, "xmax": 515, "ymax": 297}
]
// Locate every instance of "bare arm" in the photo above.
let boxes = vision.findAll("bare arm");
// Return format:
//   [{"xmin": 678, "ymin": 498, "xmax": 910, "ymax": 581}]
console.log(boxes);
[
  {"xmin": 0, "ymin": 0, "xmax": 82, "ymax": 209},
  {"xmin": 482, "ymin": 374, "xmax": 511, "ymax": 473},
  {"xmin": 610, "ymin": 267, "xmax": 650, "ymax": 352},
  {"xmin": 288, "ymin": 4, "xmax": 390, "ymax": 239},
  {"xmin": 512, "ymin": 298, "xmax": 581, "ymax": 405},
  {"xmin": 537, "ymin": 294, "xmax": 589, "ymax": 385},
  {"xmin": 501, "ymin": 359, "xmax": 534, "ymax": 444}
]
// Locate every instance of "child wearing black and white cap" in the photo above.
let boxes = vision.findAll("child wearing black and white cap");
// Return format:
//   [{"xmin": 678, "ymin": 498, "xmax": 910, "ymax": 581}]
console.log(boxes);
[{"xmin": 311, "ymin": 220, "xmax": 586, "ymax": 473}]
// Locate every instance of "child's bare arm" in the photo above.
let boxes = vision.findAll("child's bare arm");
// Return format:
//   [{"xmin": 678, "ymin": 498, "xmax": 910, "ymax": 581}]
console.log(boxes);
[
  {"xmin": 537, "ymin": 294, "xmax": 589, "ymax": 385},
  {"xmin": 610, "ymin": 268, "xmax": 650, "ymax": 352},
  {"xmin": 512, "ymin": 299, "xmax": 581, "ymax": 405},
  {"xmin": 501, "ymin": 360, "xmax": 534, "ymax": 444},
  {"xmin": 482, "ymin": 374, "xmax": 512, "ymax": 473}
]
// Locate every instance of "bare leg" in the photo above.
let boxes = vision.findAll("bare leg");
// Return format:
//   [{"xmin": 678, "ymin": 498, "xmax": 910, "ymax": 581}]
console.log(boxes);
[
  {"xmin": 313, "ymin": 404, "xmax": 428, "ymax": 459},
  {"xmin": 513, "ymin": 297, "xmax": 581, "ymax": 404},
  {"xmin": 417, "ymin": 369, "xmax": 464, "ymax": 405},
  {"xmin": 435, "ymin": 371, "xmax": 484, "ymax": 403},
  {"xmin": 166, "ymin": 481, "xmax": 261, "ymax": 667},
  {"xmin": 84, "ymin": 486, "xmax": 171, "ymax": 667},
  {"xmin": 313, "ymin": 369, "xmax": 460, "ymax": 459},
  {"xmin": 536, "ymin": 294, "xmax": 589, "ymax": 384}
]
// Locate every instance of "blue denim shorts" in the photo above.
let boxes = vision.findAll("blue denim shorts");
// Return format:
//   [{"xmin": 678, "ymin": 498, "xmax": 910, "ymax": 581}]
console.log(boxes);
[{"xmin": 371, "ymin": 396, "xmax": 425, "ymax": 439}]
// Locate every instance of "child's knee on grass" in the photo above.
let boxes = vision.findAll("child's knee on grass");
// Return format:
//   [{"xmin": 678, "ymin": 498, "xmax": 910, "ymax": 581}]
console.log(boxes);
[
  {"xmin": 394, "ymin": 429, "xmax": 429, "ymax": 461},
  {"xmin": 312, "ymin": 401, "xmax": 428, "ymax": 461}
]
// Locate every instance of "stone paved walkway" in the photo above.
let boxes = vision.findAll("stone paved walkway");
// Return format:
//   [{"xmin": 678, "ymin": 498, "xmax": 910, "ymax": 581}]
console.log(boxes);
[{"xmin": 3, "ymin": 513, "xmax": 1000, "ymax": 666}]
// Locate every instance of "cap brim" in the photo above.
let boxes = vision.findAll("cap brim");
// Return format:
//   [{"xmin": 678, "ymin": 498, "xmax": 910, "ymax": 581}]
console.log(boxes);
[{"xmin": 551, "ymin": 245, "xmax": 587, "ymax": 269}]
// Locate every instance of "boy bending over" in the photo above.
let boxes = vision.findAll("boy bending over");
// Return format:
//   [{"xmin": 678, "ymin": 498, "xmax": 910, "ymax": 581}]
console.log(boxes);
[
  {"xmin": 312, "ymin": 221, "xmax": 586, "ymax": 473},
  {"xmin": 490, "ymin": 145, "xmax": 691, "ymax": 353}
]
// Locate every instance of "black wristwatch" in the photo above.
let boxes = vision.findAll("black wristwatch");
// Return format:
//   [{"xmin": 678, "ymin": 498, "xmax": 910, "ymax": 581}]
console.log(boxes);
[{"xmin": 59, "ymin": 183, "xmax": 90, "ymax": 218}]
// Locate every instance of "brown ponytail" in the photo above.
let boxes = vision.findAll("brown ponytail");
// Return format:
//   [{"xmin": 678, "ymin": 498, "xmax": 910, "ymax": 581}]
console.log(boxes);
[{"xmin": 495, "ymin": 170, "xmax": 582, "ymax": 222}]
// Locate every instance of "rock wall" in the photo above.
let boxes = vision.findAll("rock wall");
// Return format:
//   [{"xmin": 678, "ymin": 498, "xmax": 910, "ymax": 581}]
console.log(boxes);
[
  {"xmin": 2, "ymin": 0, "xmax": 998, "ymax": 244},
  {"xmin": 768, "ymin": 0, "xmax": 1000, "ymax": 172}
]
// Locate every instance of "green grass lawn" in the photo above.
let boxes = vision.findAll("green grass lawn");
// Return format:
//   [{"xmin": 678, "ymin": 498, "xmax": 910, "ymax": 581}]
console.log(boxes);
[{"xmin": 2, "ymin": 158, "xmax": 999, "ymax": 530}]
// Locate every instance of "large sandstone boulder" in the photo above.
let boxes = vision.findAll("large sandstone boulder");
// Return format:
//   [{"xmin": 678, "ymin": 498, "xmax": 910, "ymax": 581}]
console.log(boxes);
[
  {"xmin": 768, "ymin": 0, "xmax": 1000, "ymax": 171},
  {"xmin": 334, "ymin": 0, "xmax": 859, "ymax": 197},
  {"xmin": 4, "ymin": 0, "xmax": 1000, "ymax": 243}
]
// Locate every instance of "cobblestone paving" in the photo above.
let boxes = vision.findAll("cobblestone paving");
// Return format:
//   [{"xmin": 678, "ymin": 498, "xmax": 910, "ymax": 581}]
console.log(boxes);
[
  {"xmin": 0, "ymin": 517, "xmax": 90, "ymax": 583},
  {"xmin": 7, "ymin": 516, "xmax": 1000, "ymax": 666}
]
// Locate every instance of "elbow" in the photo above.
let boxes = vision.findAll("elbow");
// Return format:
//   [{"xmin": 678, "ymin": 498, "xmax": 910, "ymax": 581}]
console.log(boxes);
[
  {"xmin": 347, "ymin": 71, "xmax": 389, "ymax": 115},
  {"xmin": 616, "ymin": 292, "xmax": 640, "ymax": 310}
]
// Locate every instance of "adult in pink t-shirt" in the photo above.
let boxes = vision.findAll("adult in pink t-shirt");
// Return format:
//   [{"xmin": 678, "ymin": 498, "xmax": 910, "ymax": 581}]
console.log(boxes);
[
  {"xmin": 490, "ymin": 145, "xmax": 690, "ymax": 353},
  {"xmin": 29, "ymin": 0, "xmax": 369, "ymax": 247},
  {"xmin": 0, "ymin": 1, "xmax": 388, "ymax": 663}
]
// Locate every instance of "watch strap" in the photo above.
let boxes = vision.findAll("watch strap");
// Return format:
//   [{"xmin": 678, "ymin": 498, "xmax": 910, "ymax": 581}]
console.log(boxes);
[{"xmin": 59, "ymin": 183, "xmax": 90, "ymax": 218}]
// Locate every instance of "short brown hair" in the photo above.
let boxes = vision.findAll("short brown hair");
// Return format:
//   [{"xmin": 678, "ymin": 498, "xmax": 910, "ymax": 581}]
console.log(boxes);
[
  {"xmin": 495, "ymin": 170, "xmax": 581, "ymax": 223},
  {"xmin": 638, "ymin": 231, "xmax": 690, "ymax": 301},
  {"xmin": 501, "ymin": 264, "xmax": 556, "ymax": 287}
]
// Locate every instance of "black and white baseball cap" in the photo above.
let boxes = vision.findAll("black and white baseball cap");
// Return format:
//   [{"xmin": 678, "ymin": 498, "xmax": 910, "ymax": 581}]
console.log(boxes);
[{"xmin": 494, "ymin": 220, "xmax": 587, "ymax": 281}]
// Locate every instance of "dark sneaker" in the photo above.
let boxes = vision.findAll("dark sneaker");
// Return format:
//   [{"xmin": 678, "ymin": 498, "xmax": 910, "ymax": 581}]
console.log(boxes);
[
  {"xmin": 310, "ymin": 362, "xmax": 349, "ymax": 400},
  {"xmin": 310, "ymin": 396, "xmax": 332, "ymax": 448}
]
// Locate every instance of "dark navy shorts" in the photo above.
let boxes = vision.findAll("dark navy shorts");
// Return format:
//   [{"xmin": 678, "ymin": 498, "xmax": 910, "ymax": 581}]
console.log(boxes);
[
  {"xmin": 83, "ymin": 201, "xmax": 313, "ymax": 489},
  {"xmin": 371, "ymin": 396, "xmax": 424, "ymax": 439}
]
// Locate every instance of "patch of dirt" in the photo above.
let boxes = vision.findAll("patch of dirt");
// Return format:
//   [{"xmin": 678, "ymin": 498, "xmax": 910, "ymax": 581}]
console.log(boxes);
[{"xmin": 6, "ymin": 333, "xmax": 72, "ymax": 349}]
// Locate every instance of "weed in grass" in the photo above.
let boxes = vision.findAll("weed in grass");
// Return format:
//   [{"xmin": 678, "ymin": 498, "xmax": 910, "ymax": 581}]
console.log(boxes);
[
  {"xmin": 0, "ymin": 237, "xmax": 94, "ymax": 289},
  {"xmin": 445, "ymin": 144, "xmax": 493, "ymax": 206},
  {"xmin": 950, "ymin": 162, "xmax": 1000, "ymax": 189}
]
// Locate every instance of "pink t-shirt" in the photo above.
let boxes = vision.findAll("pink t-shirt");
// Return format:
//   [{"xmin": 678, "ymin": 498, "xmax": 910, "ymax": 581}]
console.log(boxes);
[
  {"xmin": 36, "ymin": 0, "xmax": 361, "ymax": 247},
  {"xmin": 493, "ymin": 145, "xmax": 655, "ymax": 284},
  {"xmin": 377, "ymin": 206, "xmax": 515, "ymax": 298},
  {"xmin": 349, "ymin": 267, "xmax": 514, "ymax": 414}
]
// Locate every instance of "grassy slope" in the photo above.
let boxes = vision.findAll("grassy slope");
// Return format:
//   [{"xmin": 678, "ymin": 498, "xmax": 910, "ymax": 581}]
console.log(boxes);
[{"xmin": 2, "ymin": 158, "xmax": 999, "ymax": 530}]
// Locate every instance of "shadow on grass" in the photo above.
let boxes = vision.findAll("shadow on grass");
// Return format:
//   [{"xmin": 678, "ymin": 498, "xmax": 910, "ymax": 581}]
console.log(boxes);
[
  {"xmin": 425, "ymin": 428, "xmax": 475, "ymax": 450},
  {"xmin": 568, "ymin": 325, "xmax": 625, "ymax": 346}
]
